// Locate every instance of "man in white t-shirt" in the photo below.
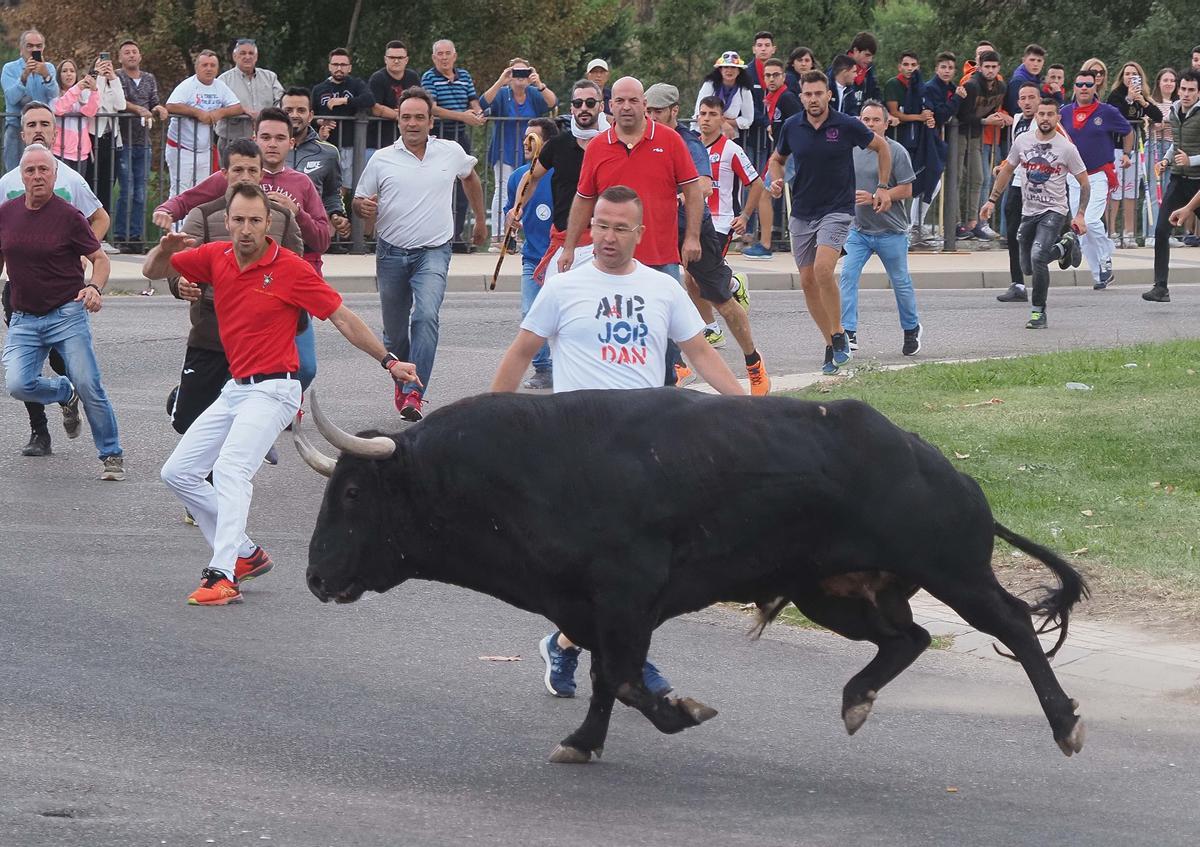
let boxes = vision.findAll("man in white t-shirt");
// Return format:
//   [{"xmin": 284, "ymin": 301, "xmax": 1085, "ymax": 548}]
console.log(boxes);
[
  {"xmin": 165, "ymin": 50, "xmax": 243, "ymax": 197},
  {"xmin": 492, "ymin": 185, "xmax": 744, "ymax": 701},
  {"xmin": 0, "ymin": 102, "xmax": 110, "ymax": 458}
]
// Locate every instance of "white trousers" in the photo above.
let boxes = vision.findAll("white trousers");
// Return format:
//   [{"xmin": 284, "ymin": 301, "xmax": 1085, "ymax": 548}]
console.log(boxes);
[
  {"xmin": 1068, "ymin": 171, "xmax": 1113, "ymax": 282},
  {"xmin": 166, "ymin": 145, "xmax": 213, "ymax": 198},
  {"xmin": 543, "ymin": 243, "xmax": 595, "ymax": 282},
  {"xmin": 161, "ymin": 378, "xmax": 301, "ymax": 580}
]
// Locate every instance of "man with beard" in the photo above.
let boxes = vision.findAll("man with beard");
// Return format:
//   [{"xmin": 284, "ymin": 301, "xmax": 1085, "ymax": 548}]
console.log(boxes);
[
  {"xmin": 981, "ymin": 98, "xmax": 1087, "ymax": 329},
  {"xmin": 313, "ymin": 48, "xmax": 376, "ymax": 189},
  {"xmin": 996, "ymin": 82, "xmax": 1045, "ymax": 303},
  {"xmin": 281, "ymin": 86, "xmax": 348, "ymax": 240}
]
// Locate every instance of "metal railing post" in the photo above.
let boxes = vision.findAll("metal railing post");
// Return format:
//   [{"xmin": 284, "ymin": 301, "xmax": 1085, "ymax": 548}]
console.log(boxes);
[
  {"xmin": 351, "ymin": 114, "xmax": 368, "ymax": 254},
  {"xmin": 943, "ymin": 118, "xmax": 960, "ymax": 253}
]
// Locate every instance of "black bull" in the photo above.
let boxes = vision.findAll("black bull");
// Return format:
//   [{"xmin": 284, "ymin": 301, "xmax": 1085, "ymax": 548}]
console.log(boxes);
[{"xmin": 295, "ymin": 387, "xmax": 1089, "ymax": 763}]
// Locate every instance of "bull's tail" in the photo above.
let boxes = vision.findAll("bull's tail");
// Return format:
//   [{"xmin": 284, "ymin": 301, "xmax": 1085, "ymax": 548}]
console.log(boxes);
[
  {"xmin": 993, "ymin": 521, "xmax": 1091, "ymax": 660},
  {"xmin": 747, "ymin": 596, "xmax": 790, "ymax": 640}
]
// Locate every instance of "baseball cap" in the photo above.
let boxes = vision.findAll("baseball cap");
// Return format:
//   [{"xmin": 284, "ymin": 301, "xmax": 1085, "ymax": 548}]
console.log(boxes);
[
  {"xmin": 586, "ymin": 58, "xmax": 609, "ymax": 73},
  {"xmin": 644, "ymin": 83, "xmax": 679, "ymax": 109}
]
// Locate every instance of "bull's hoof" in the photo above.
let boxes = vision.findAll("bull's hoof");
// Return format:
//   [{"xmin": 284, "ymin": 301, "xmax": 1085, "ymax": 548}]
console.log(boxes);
[
  {"xmin": 843, "ymin": 690, "xmax": 878, "ymax": 736},
  {"xmin": 670, "ymin": 696, "xmax": 718, "ymax": 725},
  {"xmin": 548, "ymin": 743, "xmax": 594, "ymax": 764},
  {"xmin": 1056, "ymin": 718, "xmax": 1086, "ymax": 757}
]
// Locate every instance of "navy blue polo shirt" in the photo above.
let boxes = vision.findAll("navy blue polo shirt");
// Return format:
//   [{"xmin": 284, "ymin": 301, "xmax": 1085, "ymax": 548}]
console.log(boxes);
[
  {"xmin": 776, "ymin": 108, "xmax": 874, "ymax": 220},
  {"xmin": 674, "ymin": 124, "xmax": 713, "ymax": 224}
]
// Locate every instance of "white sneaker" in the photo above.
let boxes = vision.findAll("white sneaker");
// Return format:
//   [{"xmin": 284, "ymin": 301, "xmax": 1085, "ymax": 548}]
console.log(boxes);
[{"xmin": 101, "ymin": 240, "xmax": 120, "ymax": 255}]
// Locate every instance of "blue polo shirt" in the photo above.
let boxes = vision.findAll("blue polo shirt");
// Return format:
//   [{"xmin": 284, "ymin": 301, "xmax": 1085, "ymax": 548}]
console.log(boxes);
[
  {"xmin": 674, "ymin": 123, "xmax": 714, "ymax": 225},
  {"xmin": 421, "ymin": 66, "xmax": 478, "ymax": 137},
  {"xmin": 776, "ymin": 108, "xmax": 874, "ymax": 220}
]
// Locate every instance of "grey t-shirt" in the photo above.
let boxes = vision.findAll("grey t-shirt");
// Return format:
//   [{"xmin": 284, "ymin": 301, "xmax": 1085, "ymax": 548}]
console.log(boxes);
[
  {"xmin": 1006, "ymin": 130, "xmax": 1085, "ymax": 217},
  {"xmin": 851, "ymin": 137, "xmax": 915, "ymax": 234}
]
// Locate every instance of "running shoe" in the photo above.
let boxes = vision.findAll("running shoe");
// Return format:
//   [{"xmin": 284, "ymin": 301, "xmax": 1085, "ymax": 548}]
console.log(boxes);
[
  {"xmin": 523, "ymin": 370, "xmax": 553, "ymax": 390},
  {"xmin": 955, "ymin": 224, "xmax": 975, "ymax": 241},
  {"xmin": 746, "ymin": 357, "xmax": 770, "ymax": 396},
  {"xmin": 234, "ymin": 546, "xmax": 274, "ymax": 583},
  {"xmin": 187, "ymin": 568, "xmax": 242, "ymax": 606},
  {"xmin": 61, "ymin": 388, "xmax": 81, "ymax": 439},
  {"xmin": 821, "ymin": 346, "xmax": 838, "ymax": 376},
  {"xmin": 1025, "ymin": 310, "xmax": 1047, "ymax": 329},
  {"xmin": 831, "ymin": 332, "xmax": 852, "ymax": 365},
  {"xmin": 263, "ymin": 445, "xmax": 279, "ymax": 466},
  {"xmin": 902, "ymin": 324, "xmax": 923, "ymax": 356},
  {"xmin": 183, "ymin": 509, "xmax": 198, "ymax": 527},
  {"xmin": 674, "ymin": 363, "xmax": 696, "ymax": 387},
  {"xmin": 972, "ymin": 223, "xmax": 997, "ymax": 241},
  {"xmin": 741, "ymin": 243, "xmax": 772, "ymax": 259},
  {"xmin": 21, "ymin": 430, "xmax": 51, "ymax": 457},
  {"xmin": 845, "ymin": 330, "xmax": 858, "ymax": 351},
  {"xmin": 704, "ymin": 327, "xmax": 727, "ymax": 348},
  {"xmin": 399, "ymin": 392, "xmax": 424, "ymax": 422},
  {"xmin": 1094, "ymin": 262, "xmax": 1114, "ymax": 290},
  {"xmin": 99, "ymin": 456, "xmax": 125, "ymax": 481},
  {"xmin": 1142, "ymin": 285, "xmax": 1170, "ymax": 302},
  {"xmin": 1056, "ymin": 231, "xmax": 1079, "ymax": 270},
  {"xmin": 996, "ymin": 283, "xmax": 1028, "ymax": 302},
  {"xmin": 731, "ymin": 272, "xmax": 750, "ymax": 310},
  {"xmin": 539, "ymin": 632, "xmax": 580, "ymax": 698}
]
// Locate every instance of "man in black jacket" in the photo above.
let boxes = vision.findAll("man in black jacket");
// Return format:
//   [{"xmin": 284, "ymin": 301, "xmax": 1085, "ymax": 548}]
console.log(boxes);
[
  {"xmin": 956, "ymin": 49, "xmax": 1010, "ymax": 241},
  {"xmin": 312, "ymin": 48, "xmax": 376, "ymax": 190}
]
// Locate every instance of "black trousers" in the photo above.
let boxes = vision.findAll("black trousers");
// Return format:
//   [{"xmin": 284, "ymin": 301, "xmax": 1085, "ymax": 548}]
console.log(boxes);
[
  {"xmin": 94, "ymin": 133, "xmax": 116, "ymax": 213},
  {"xmin": 170, "ymin": 346, "xmax": 231, "ymax": 435},
  {"xmin": 1018, "ymin": 210, "xmax": 1067, "ymax": 309},
  {"xmin": 437, "ymin": 122, "xmax": 472, "ymax": 246},
  {"xmin": 1004, "ymin": 186, "xmax": 1024, "ymax": 285},
  {"xmin": 1153, "ymin": 174, "xmax": 1200, "ymax": 288},
  {"xmin": 2, "ymin": 281, "xmax": 66, "ymax": 434}
]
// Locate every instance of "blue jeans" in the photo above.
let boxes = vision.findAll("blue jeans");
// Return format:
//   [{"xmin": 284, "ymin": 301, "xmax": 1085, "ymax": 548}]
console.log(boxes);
[
  {"xmin": 838, "ymin": 229, "xmax": 920, "ymax": 332},
  {"xmin": 115, "ymin": 144, "xmax": 151, "ymax": 241},
  {"xmin": 376, "ymin": 238, "xmax": 452, "ymax": 396},
  {"xmin": 2, "ymin": 300, "xmax": 122, "ymax": 458},
  {"xmin": 3, "ymin": 124, "xmax": 23, "ymax": 172},
  {"xmin": 294, "ymin": 319, "xmax": 317, "ymax": 389},
  {"xmin": 649, "ymin": 263, "xmax": 682, "ymax": 385},
  {"xmin": 521, "ymin": 256, "xmax": 551, "ymax": 372}
]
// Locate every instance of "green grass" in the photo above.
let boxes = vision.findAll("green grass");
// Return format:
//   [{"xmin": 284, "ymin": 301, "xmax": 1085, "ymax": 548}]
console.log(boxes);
[{"xmin": 792, "ymin": 341, "xmax": 1200, "ymax": 606}]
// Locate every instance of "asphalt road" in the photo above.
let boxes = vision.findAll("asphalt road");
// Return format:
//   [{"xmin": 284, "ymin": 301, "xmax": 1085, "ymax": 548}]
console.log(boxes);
[{"xmin": 1, "ymin": 287, "xmax": 1198, "ymax": 846}]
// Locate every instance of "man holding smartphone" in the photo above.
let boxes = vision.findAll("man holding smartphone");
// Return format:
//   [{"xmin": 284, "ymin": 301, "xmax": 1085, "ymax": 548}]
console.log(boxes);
[{"xmin": 1, "ymin": 30, "xmax": 59, "ymax": 171}]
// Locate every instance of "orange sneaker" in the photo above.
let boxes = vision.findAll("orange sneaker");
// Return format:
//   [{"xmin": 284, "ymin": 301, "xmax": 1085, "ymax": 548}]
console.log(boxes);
[
  {"xmin": 234, "ymin": 546, "xmax": 273, "ymax": 583},
  {"xmin": 187, "ymin": 568, "xmax": 243, "ymax": 606},
  {"xmin": 674, "ymin": 363, "xmax": 696, "ymax": 387},
  {"xmin": 746, "ymin": 357, "xmax": 771, "ymax": 396}
]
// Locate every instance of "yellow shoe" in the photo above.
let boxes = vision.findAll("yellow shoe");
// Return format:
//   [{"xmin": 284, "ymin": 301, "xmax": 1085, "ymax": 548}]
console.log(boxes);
[{"xmin": 747, "ymin": 357, "xmax": 771, "ymax": 396}]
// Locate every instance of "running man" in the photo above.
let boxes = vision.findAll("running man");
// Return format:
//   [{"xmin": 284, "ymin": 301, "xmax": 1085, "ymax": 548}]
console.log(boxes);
[{"xmin": 981, "ymin": 98, "xmax": 1086, "ymax": 329}]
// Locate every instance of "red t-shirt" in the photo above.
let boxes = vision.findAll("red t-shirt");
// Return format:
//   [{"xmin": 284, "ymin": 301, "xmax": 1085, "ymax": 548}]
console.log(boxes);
[
  {"xmin": 170, "ymin": 239, "xmax": 343, "ymax": 378},
  {"xmin": 0, "ymin": 195, "xmax": 100, "ymax": 315},
  {"xmin": 576, "ymin": 121, "xmax": 700, "ymax": 266}
]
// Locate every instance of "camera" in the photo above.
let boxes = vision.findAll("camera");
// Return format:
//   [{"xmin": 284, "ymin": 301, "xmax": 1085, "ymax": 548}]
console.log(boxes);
[{"xmin": 512, "ymin": 68, "xmax": 532, "ymax": 79}]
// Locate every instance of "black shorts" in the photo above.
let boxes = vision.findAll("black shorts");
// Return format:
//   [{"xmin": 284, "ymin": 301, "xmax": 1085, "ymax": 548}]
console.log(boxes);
[{"xmin": 681, "ymin": 215, "xmax": 734, "ymax": 305}]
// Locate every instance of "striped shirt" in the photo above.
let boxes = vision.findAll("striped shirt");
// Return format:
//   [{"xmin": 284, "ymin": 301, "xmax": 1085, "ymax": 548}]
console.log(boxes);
[
  {"xmin": 421, "ymin": 66, "xmax": 477, "ymax": 137},
  {"xmin": 705, "ymin": 135, "xmax": 758, "ymax": 234}
]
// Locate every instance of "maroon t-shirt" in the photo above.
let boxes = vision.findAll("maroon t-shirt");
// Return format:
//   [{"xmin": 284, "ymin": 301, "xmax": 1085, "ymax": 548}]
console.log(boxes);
[{"xmin": 0, "ymin": 195, "xmax": 100, "ymax": 315}]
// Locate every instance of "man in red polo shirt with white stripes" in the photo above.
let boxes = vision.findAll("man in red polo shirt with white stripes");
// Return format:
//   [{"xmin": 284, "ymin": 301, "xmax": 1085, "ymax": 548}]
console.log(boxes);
[
  {"xmin": 558, "ymin": 75, "xmax": 703, "ymax": 385},
  {"xmin": 143, "ymin": 182, "xmax": 419, "ymax": 606}
]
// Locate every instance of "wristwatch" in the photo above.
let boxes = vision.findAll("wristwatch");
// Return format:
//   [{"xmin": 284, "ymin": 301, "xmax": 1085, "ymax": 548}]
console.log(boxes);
[{"xmin": 380, "ymin": 352, "xmax": 400, "ymax": 370}]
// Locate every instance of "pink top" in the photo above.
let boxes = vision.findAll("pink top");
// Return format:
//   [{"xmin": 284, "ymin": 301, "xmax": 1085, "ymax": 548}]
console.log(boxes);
[{"xmin": 53, "ymin": 84, "xmax": 100, "ymax": 162}]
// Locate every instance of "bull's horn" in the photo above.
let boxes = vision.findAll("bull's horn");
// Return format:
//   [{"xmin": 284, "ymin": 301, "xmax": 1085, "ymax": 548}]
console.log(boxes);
[
  {"xmin": 309, "ymin": 389, "xmax": 397, "ymax": 459},
  {"xmin": 292, "ymin": 407, "xmax": 336, "ymax": 477}
]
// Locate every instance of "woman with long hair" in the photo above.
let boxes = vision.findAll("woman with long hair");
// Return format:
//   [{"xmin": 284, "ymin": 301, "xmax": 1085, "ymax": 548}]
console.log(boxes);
[
  {"xmin": 1145, "ymin": 68, "xmax": 1179, "ymax": 245},
  {"xmin": 51, "ymin": 59, "xmax": 99, "ymax": 174},
  {"xmin": 1080, "ymin": 58, "xmax": 1110, "ymax": 97},
  {"xmin": 785, "ymin": 47, "xmax": 816, "ymax": 94},
  {"xmin": 1106, "ymin": 61, "xmax": 1162, "ymax": 246},
  {"xmin": 693, "ymin": 51, "xmax": 755, "ymax": 140}
]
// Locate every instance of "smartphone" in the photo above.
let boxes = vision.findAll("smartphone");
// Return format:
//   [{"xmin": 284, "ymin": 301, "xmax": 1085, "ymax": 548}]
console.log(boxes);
[
  {"xmin": 31, "ymin": 49, "xmax": 42, "ymax": 62},
  {"xmin": 512, "ymin": 68, "xmax": 532, "ymax": 79},
  {"xmin": 1131, "ymin": 74, "xmax": 1142, "ymax": 90},
  {"xmin": 99, "ymin": 51, "xmax": 110, "ymax": 62}
]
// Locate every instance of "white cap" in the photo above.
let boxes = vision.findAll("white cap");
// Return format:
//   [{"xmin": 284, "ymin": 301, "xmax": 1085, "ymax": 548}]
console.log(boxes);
[{"xmin": 586, "ymin": 58, "xmax": 610, "ymax": 73}]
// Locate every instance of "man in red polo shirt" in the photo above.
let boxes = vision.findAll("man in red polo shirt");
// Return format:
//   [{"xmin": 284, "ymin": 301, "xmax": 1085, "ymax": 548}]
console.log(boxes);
[
  {"xmin": 142, "ymin": 182, "xmax": 418, "ymax": 606},
  {"xmin": 559, "ymin": 75, "xmax": 703, "ymax": 385}
]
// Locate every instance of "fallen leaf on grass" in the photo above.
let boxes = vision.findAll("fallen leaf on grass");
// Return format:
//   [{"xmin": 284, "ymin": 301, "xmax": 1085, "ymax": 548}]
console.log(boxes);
[
  {"xmin": 954, "ymin": 451, "xmax": 970, "ymax": 459},
  {"xmin": 1151, "ymin": 481, "xmax": 1161, "ymax": 488},
  {"xmin": 479, "ymin": 656, "xmax": 522, "ymax": 662},
  {"xmin": 1084, "ymin": 523, "xmax": 1113, "ymax": 529},
  {"xmin": 1080, "ymin": 509, "xmax": 1094, "ymax": 517},
  {"xmin": 923, "ymin": 402, "xmax": 936, "ymax": 411},
  {"xmin": 956, "ymin": 398, "xmax": 1004, "ymax": 409},
  {"xmin": 1165, "ymin": 484, "xmax": 1177, "ymax": 494},
  {"xmin": 1069, "ymin": 547, "xmax": 1089, "ymax": 556}
]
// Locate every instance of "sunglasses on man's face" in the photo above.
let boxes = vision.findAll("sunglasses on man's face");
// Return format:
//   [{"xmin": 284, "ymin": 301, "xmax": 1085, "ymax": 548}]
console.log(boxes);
[
  {"xmin": 1074, "ymin": 81, "xmax": 1095, "ymax": 88},
  {"xmin": 571, "ymin": 97, "xmax": 600, "ymax": 108}
]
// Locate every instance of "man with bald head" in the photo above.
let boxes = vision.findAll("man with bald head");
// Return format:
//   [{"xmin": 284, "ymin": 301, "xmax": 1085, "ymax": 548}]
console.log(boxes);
[
  {"xmin": 0, "ymin": 102, "xmax": 112, "ymax": 457},
  {"xmin": 560, "ymin": 76, "xmax": 704, "ymax": 385},
  {"xmin": 0, "ymin": 145, "xmax": 124, "ymax": 480},
  {"xmin": 422, "ymin": 39, "xmax": 484, "ymax": 251}
]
